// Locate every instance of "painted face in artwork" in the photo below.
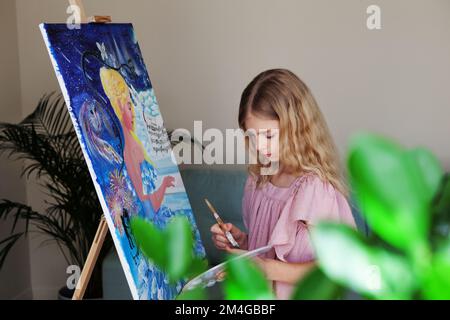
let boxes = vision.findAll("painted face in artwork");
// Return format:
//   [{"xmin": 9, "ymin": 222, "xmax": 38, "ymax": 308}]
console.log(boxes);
[{"xmin": 119, "ymin": 96, "xmax": 135, "ymax": 131}]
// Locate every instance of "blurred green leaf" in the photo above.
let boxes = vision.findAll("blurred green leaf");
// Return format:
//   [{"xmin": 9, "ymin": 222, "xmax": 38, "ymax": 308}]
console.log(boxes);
[
  {"xmin": 311, "ymin": 222, "xmax": 416, "ymax": 299},
  {"xmin": 430, "ymin": 174, "xmax": 450, "ymax": 246},
  {"xmin": 347, "ymin": 134, "xmax": 441, "ymax": 255},
  {"xmin": 224, "ymin": 254, "xmax": 274, "ymax": 300},
  {"xmin": 185, "ymin": 257, "xmax": 209, "ymax": 279},
  {"xmin": 407, "ymin": 148, "xmax": 443, "ymax": 201},
  {"xmin": 433, "ymin": 175, "xmax": 450, "ymax": 214},
  {"xmin": 131, "ymin": 215, "xmax": 209, "ymax": 292},
  {"xmin": 291, "ymin": 267, "xmax": 343, "ymax": 300},
  {"xmin": 423, "ymin": 239, "xmax": 450, "ymax": 299},
  {"xmin": 166, "ymin": 216, "xmax": 194, "ymax": 281},
  {"xmin": 130, "ymin": 217, "xmax": 167, "ymax": 270},
  {"xmin": 176, "ymin": 287, "xmax": 207, "ymax": 300}
]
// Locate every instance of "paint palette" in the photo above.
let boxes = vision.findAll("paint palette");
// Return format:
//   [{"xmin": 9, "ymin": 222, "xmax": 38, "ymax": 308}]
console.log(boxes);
[{"xmin": 182, "ymin": 244, "xmax": 273, "ymax": 292}]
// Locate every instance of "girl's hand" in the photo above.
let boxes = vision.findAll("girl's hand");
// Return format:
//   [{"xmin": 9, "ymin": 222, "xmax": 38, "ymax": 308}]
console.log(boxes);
[
  {"xmin": 210, "ymin": 223, "xmax": 248, "ymax": 250},
  {"xmin": 162, "ymin": 176, "xmax": 175, "ymax": 189}
]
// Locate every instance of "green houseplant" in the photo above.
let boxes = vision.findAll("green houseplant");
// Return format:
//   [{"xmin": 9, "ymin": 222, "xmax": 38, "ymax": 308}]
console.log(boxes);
[
  {"xmin": 0, "ymin": 93, "xmax": 112, "ymax": 299},
  {"xmin": 307, "ymin": 134, "xmax": 450, "ymax": 299}
]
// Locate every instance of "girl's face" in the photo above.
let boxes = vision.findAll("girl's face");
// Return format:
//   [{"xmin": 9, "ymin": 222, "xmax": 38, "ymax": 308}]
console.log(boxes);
[
  {"xmin": 244, "ymin": 112, "xmax": 280, "ymax": 164},
  {"xmin": 119, "ymin": 96, "xmax": 135, "ymax": 131}
]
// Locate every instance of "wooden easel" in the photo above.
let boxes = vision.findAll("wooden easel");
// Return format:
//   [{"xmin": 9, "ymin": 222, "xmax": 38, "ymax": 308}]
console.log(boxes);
[
  {"xmin": 72, "ymin": 216, "xmax": 108, "ymax": 300},
  {"xmin": 67, "ymin": 0, "xmax": 112, "ymax": 300}
]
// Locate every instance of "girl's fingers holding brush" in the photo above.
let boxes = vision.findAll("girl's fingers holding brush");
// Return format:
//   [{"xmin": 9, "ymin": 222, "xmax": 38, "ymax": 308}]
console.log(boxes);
[
  {"xmin": 210, "ymin": 223, "xmax": 231, "ymax": 250},
  {"xmin": 212, "ymin": 234, "xmax": 230, "ymax": 250},
  {"xmin": 210, "ymin": 223, "xmax": 225, "ymax": 235}
]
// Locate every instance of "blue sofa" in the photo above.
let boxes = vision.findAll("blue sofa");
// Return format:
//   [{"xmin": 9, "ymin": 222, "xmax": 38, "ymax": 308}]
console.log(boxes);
[{"xmin": 102, "ymin": 165, "xmax": 367, "ymax": 299}]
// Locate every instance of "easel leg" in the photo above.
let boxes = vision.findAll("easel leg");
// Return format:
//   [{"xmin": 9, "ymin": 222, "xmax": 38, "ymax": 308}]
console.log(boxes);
[{"xmin": 72, "ymin": 215, "xmax": 109, "ymax": 300}]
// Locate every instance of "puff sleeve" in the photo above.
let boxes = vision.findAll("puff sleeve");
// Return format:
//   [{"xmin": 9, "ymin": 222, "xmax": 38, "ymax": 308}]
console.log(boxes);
[{"xmin": 268, "ymin": 174, "xmax": 356, "ymax": 262}]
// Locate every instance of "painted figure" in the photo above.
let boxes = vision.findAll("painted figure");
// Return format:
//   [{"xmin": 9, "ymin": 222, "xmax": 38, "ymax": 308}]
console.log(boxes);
[{"xmin": 100, "ymin": 68, "xmax": 175, "ymax": 228}]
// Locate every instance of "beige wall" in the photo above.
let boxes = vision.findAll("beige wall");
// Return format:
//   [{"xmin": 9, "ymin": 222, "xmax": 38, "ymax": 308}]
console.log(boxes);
[
  {"xmin": 16, "ymin": 0, "xmax": 450, "ymax": 163},
  {"xmin": 2, "ymin": 0, "xmax": 449, "ymax": 298},
  {"xmin": 0, "ymin": 0, "xmax": 31, "ymax": 299}
]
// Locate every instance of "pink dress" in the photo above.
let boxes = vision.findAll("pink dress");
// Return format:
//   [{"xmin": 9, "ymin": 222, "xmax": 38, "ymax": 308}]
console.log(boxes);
[{"xmin": 242, "ymin": 173, "xmax": 356, "ymax": 300}]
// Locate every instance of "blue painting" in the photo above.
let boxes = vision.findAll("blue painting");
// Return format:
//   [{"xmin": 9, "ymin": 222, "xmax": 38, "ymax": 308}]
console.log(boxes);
[{"xmin": 40, "ymin": 23, "xmax": 206, "ymax": 300}]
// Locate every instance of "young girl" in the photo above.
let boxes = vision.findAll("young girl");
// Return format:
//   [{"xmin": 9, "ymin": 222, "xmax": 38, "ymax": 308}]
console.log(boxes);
[{"xmin": 211, "ymin": 69, "xmax": 356, "ymax": 299}]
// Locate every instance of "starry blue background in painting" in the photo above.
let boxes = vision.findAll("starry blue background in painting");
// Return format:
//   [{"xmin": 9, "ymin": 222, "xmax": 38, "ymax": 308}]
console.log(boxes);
[{"xmin": 43, "ymin": 23, "xmax": 151, "ymax": 99}]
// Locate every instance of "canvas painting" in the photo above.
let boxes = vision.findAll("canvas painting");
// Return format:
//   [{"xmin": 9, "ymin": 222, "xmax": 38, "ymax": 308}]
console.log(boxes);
[{"xmin": 40, "ymin": 23, "xmax": 206, "ymax": 300}]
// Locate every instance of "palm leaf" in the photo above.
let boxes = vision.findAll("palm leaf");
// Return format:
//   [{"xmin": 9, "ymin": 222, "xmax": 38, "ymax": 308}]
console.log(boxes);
[
  {"xmin": 21, "ymin": 93, "xmax": 71, "ymax": 139},
  {"xmin": 0, "ymin": 233, "xmax": 24, "ymax": 268},
  {"xmin": 0, "ymin": 92, "xmax": 111, "ymax": 275}
]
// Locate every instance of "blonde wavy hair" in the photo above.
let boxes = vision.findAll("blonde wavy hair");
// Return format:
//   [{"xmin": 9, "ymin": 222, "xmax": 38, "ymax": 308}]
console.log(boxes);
[
  {"xmin": 238, "ymin": 69, "xmax": 347, "ymax": 197},
  {"xmin": 100, "ymin": 67, "xmax": 135, "ymax": 127}
]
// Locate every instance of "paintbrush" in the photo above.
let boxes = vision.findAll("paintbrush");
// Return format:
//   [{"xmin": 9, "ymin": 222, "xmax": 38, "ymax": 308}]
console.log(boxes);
[{"xmin": 204, "ymin": 198, "xmax": 240, "ymax": 248}]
